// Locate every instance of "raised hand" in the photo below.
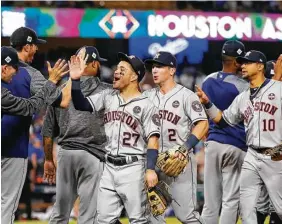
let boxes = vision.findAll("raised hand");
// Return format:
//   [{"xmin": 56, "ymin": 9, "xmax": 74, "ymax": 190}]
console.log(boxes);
[
  {"xmin": 273, "ymin": 54, "xmax": 282, "ymax": 81},
  {"xmin": 68, "ymin": 54, "xmax": 89, "ymax": 80},
  {"xmin": 47, "ymin": 59, "xmax": 69, "ymax": 84},
  {"xmin": 195, "ymin": 85, "xmax": 210, "ymax": 105}
]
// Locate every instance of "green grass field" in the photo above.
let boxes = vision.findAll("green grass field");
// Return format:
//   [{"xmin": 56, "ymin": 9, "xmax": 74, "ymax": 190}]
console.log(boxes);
[{"xmin": 15, "ymin": 216, "xmax": 270, "ymax": 224}]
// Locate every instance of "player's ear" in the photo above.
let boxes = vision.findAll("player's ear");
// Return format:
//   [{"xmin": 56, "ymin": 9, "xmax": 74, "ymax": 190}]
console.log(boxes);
[
  {"xmin": 131, "ymin": 72, "xmax": 138, "ymax": 82},
  {"xmin": 258, "ymin": 63, "xmax": 264, "ymax": 72},
  {"xmin": 169, "ymin": 67, "xmax": 176, "ymax": 76},
  {"xmin": 23, "ymin": 44, "xmax": 31, "ymax": 53}
]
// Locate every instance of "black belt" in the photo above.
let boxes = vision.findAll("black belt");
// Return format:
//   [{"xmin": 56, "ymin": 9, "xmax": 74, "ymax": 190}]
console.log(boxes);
[
  {"xmin": 106, "ymin": 154, "xmax": 138, "ymax": 166},
  {"xmin": 251, "ymin": 147, "xmax": 269, "ymax": 155}
]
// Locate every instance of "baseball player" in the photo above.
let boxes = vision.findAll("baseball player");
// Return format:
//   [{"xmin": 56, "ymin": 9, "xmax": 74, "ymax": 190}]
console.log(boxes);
[
  {"xmin": 256, "ymin": 56, "xmax": 282, "ymax": 224},
  {"xmin": 144, "ymin": 51, "xmax": 208, "ymax": 224},
  {"xmin": 200, "ymin": 40, "xmax": 248, "ymax": 224},
  {"xmin": 70, "ymin": 52, "xmax": 160, "ymax": 223},
  {"xmin": 196, "ymin": 50, "xmax": 282, "ymax": 223},
  {"xmin": 1, "ymin": 46, "xmax": 68, "ymax": 116},
  {"xmin": 1, "ymin": 27, "xmax": 61, "ymax": 224},
  {"xmin": 41, "ymin": 46, "xmax": 110, "ymax": 224}
]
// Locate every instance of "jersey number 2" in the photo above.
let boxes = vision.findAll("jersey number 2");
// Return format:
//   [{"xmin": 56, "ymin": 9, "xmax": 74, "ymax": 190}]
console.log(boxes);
[
  {"xmin": 168, "ymin": 129, "xmax": 177, "ymax": 141},
  {"xmin": 262, "ymin": 119, "xmax": 275, "ymax": 131},
  {"xmin": 123, "ymin": 132, "xmax": 140, "ymax": 147}
]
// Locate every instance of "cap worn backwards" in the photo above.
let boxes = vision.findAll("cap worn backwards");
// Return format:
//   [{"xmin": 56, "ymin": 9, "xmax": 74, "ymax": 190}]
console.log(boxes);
[{"xmin": 222, "ymin": 40, "xmax": 245, "ymax": 57}]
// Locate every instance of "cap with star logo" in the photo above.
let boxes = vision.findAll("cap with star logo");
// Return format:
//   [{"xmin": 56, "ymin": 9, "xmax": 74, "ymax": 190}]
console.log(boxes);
[
  {"xmin": 1, "ymin": 46, "xmax": 20, "ymax": 69},
  {"xmin": 222, "ymin": 40, "xmax": 245, "ymax": 57},
  {"xmin": 236, "ymin": 50, "xmax": 267, "ymax": 66},
  {"xmin": 117, "ymin": 52, "xmax": 145, "ymax": 82},
  {"xmin": 76, "ymin": 46, "xmax": 107, "ymax": 63},
  {"xmin": 10, "ymin": 27, "xmax": 46, "ymax": 47},
  {"xmin": 144, "ymin": 51, "xmax": 177, "ymax": 69}
]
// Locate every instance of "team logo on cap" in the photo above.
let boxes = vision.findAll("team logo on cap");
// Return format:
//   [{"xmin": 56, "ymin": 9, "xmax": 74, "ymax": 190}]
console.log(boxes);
[
  {"xmin": 152, "ymin": 114, "xmax": 161, "ymax": 126},
  {"xmin": 128, "ymin": 55, "xmax": 135, "ymax": 59},
  {"xmin": 27, "ymin": 36, "xmax": 32, "ymax": 42},
  {"xmin": 92, "ymin": 52, "xmax": 96, "ymax": 59},
  {"xmin": 172, "ymin": 100, "xmax": 180, "ymax": 108},
  {"xmin": 237, "ymin": 49, "xmax": 242, "ymax": 55},
  {"xmin": 154, "ymin": 53, "xmax": 160, "ymax": 59},
  {"xmin": 5, "ymin": 56, "xmax": 11, "ymax": 63},
  {"xmin": 245, "ymin": 51, "xmax": 251, "ymax": 57},
  {"xmin": 133, "ymin": 106, "xmax": 141, "ymax": 114},
  {"xmin": 192, "ymin": 101, "xmax": 203, "ymax": 112},
  {"xmin": 268, "ymin": 93, "xmax": 275, "ymax": 100}
]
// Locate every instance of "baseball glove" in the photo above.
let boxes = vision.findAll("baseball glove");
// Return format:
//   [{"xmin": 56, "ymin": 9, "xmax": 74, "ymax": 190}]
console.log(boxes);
[
  {"xmin": 147, "ymin": 181, "xmax": 172, "ymax": 217},
  {"xmin": 156, "ymin": 145, "xmax": 188, "ymax": 177},
  {"xmin": 265, "ymin": 144, "xmax": 282, "ymax": 161}
]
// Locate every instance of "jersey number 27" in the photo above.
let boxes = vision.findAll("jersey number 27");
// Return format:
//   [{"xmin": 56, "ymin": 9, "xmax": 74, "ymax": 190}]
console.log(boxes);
[{"xmin": 123, "ymin": 132, "xmax": 140, "ymax": 147}]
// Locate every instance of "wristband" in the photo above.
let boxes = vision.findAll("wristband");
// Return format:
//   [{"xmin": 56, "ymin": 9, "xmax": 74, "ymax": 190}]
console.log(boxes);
[
  {"xmin": 205, "ymin": 103, "xmax": 219, "ymax": 120},
  {"xmin": 147, "ymin": 149, "xmax": 158, "ymax": 170},
  {"xmin": 182, "ymin": 134, "xmax": 200, "ymax": 152}
]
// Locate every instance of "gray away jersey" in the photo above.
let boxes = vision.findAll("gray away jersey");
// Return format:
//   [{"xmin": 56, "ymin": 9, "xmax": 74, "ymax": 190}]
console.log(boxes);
[
  {"xmin": 87, "ymin": 90, "xmax": 160, "ymax": 156},
  {"xmin": 144, "ymin": 84, "xmax": 207, "ymax": 152},
  {"xmin": 223, "ymin": 79, "xmax": 282, "ymax": 148}
]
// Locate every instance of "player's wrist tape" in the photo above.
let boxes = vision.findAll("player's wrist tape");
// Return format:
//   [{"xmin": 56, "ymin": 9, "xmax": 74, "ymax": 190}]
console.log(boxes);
[
  {"xmin": 182, "ymin": 134, "xmax": 200, "ymax": 152},
  {"xmin": 204, "ymin": 103, "xmax": 219, "ymax": 120},
  {"xmin": 147, "ymin": 149, "xmax": 158, "ymax": 170}
]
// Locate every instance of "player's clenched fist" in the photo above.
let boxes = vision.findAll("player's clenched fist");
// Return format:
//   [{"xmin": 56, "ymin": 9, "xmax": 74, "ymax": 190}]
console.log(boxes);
[
  {"xmin": 146, "ymin": 169, "xmax": 158, "ymax": 188},
  {"xmin": 195, "ymin": 85, "xmax": 210, "ymax": 105}
]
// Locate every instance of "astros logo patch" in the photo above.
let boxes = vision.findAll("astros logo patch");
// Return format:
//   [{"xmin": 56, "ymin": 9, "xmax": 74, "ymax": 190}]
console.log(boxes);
[
  {"xmin": 133, "ymin": 106, "xmax": 141, "ymax": 114},
  {"xmin": 152, "ymin": 114, "xmax": 161, "ymax": 126},
  {"xmin": 268, "ymin": 93, "xmax": 275, "ymax": 100},
  {"xmin": 172, "ymin": 100, "xmax": 180, "ymax": 108},
  {"xmin": 192, "ymin": 101, "xmax": 203, "ymax": 112}
]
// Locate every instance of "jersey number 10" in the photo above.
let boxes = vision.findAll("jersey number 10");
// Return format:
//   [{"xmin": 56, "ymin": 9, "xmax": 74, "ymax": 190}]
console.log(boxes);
[{"xmin": 262, "ymin": 119, "xmax": 275, "ymax": 131}]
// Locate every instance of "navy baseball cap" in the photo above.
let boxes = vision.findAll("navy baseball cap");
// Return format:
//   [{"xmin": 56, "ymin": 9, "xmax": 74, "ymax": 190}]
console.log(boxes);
[
  {"xmin": 145, "ymin": 51, "xmax": 177, "ymax": 69},
  {"xmin": 236, "ymin": 50, "xmax": 267, "ymax": 66},
  {"xmin": 222, "ymin": 40, "xmax": 245, "ymax": 57},
  {"xmin": 10, "ymin": 27, "xmax": 46, "ymax": 47},
  {"xmin": 1, "ymin": 46, "xmax": 20, "ymax": 69},
  {"xmin": 117, "ymin": 52, "xmax": 145, "ymax": 81},
  {"xmin": 76, "ymin": 46, "xmax": 107, "ymax": 63},
  {"xmin": 265, "ymin": 60, "xmax": 276, "ymax": 79}
]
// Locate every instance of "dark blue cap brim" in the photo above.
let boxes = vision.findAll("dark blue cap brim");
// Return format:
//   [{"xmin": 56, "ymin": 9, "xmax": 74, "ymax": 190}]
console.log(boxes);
[
  {"xmin": 236, "ymin": 56, "xmax": 257, "ymax": 64},
  {"xmin": 99, "ymin": 57, "xmax": 107, "ymax": 62},
  {"xmin": 36, "ymin": 39, "xmax": 46, "ymax": 44},
  {"xmin": 144, "ymin": 59, "xmax": 171, "ymax": 68}
]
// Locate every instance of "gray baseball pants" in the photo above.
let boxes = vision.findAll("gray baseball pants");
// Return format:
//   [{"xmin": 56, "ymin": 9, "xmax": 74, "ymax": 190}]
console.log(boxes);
[
  {"xmin": 201, "ymin": 141, "xmax": 246, "ymax": 224},
  {"xmin": 49, "ymin": 148, "xmax": 103, "ymax": 224},
  {"xmin": 240, "ymin": 148, "xmax": 282, "ymax": 224},
  {"xmin": 1, "ymin": 157, "xmax": 28, "ymax": 224}
]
